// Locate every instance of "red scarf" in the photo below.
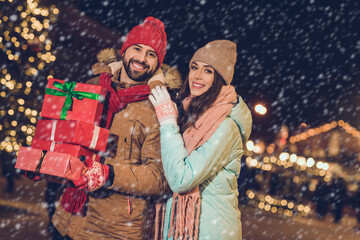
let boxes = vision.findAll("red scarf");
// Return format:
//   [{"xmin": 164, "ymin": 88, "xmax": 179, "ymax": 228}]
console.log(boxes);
[{"xmin": 61, "ymin": 72, "xmax": 151, "ymax": 215}]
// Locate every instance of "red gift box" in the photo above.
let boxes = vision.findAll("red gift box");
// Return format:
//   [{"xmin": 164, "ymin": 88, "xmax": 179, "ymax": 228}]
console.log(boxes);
[
  {"xmin": 15, "ymin": 147, "xmax": 44, "ymax": 172},
  {"xmin": 34, "ymin": 119, "xmax": 109, "ymax": 152},
  {"xmin": 40, "ymin": 152, "xmax": 85, "ymax": 181},
  {"xmin": 31, "ymin": 138, "xmax": 100, "ymax": 161},
  {"xmin": 40, "ymin": 78, "xmax": 106, "ymax": 126}
]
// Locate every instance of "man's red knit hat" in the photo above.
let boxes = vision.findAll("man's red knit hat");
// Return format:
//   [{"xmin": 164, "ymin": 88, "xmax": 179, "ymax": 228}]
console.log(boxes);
[{"xmin": 120, "ymin": 17, "xmax": 167, "ymax": 66}]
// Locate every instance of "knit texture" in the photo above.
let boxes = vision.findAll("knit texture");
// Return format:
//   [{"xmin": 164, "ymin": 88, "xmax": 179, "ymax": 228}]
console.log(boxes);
[
  {"xmin": 190, "ymin": 40, "xmax": 236, "ymax": 85},
  {"xmin": 120, "ymin": 17, "xmax": 167, "ymax": 66}
]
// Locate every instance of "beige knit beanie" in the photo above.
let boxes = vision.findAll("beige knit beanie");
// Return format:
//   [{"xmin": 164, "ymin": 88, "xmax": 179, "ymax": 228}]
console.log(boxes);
[{"xmin": 189, "ymin": 40, "xmax": 237, "ymax": 85}]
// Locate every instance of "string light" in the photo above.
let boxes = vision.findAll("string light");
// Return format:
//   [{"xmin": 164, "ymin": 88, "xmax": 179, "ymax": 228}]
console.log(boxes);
[
  {"xmin": 1, "ymin": 0, "xmax": 58, "ymax": 153},
  {"xmin": 290, "ymin": 120, "xmax": 359, "ymax": 144},
  {"xmin": 246, "ymin": 190, "xmax": 311, "ymax": 217}
]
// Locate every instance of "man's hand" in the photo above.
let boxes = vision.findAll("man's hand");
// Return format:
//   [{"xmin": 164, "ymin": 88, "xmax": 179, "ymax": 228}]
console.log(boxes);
[
  {"xmin": 24, "ymin": 171, "xmax": 42, "ymax": 181},
  {"xmin": 83, "ymin": 161, "xmax": 110, "ymax": 192},
  {"xmin": 149, "ymin": 86, "xmax": 178, "ymax": 126}
]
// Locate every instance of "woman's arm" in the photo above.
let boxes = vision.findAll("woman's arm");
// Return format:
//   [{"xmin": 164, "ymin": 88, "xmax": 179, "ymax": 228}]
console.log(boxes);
[{"xmin": 160, "ymin": 118, "xmax": 243, "ymax": 193}]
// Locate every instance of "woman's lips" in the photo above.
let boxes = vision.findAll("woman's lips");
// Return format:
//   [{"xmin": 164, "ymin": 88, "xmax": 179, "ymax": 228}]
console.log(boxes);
[{"xmin": 192, "ymin": 82, "xmax": 205, "ymax": 88}]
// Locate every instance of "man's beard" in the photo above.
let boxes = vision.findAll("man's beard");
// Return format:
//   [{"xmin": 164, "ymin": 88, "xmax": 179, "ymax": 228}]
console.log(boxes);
[{"xmin": 123, "ymin": 58, "xmax": 157, "ymax": 82}]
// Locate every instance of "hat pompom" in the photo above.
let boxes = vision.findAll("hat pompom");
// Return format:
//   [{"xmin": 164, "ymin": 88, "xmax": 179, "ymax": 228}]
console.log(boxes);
[{"xmin": 143, "ymin": 16, "xmax": 165, "ymax": 31}]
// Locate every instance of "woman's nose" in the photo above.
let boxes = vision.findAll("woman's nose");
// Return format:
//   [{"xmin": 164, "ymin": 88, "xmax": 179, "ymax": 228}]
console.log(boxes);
[{"xmin": 194, "ymin": 70, "xmax": 202, "ymax": 79}]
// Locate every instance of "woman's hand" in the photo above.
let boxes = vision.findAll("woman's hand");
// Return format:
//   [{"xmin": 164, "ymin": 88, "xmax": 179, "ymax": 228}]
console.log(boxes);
[{"xmin": 149, "ymin": 86, "xmax": 178, "ymax": 126}]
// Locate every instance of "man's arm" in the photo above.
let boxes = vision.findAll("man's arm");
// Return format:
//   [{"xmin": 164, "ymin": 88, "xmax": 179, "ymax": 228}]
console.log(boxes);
[{"xmin": 106, "ymin": 121, "xmax": 169, "ymax": 196}]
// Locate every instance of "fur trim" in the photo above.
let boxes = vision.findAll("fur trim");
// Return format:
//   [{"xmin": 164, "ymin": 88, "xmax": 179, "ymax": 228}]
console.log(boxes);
[
  {"xmin": 161, "ymin": 64, "xmax": 183, "ymax": 90},
  {"xmin": 97, "ymin": 48, "xmax": 119, "ymax": 65}
]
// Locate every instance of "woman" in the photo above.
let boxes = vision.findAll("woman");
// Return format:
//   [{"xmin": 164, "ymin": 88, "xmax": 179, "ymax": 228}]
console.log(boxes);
[{"xmin": 150, "ymin": 40, "xmax": 252, "ymax": 240}]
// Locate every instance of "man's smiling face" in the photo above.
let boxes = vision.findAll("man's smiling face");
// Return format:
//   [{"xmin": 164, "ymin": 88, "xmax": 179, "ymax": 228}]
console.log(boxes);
[{"xmin": 122, "ymin": 44, "xmax": 159, "ymax": 82}]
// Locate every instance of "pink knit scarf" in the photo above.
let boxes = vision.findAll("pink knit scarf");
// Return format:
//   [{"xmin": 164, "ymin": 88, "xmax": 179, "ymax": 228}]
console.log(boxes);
[{"xmin": 166, "ymin": 85, "xmax": 237, "ymax": 240}]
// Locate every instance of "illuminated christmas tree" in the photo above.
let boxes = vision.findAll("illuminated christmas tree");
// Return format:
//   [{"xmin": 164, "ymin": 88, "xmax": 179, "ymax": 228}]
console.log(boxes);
[{"xmin": 0, "ymin": 0, "xmax": 58, "ymax": 156}]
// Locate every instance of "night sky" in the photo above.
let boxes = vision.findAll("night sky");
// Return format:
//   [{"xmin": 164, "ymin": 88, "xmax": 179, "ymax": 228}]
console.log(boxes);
[{"xmin": 50, "ymin": 0, "xmax": 360, "ymax": 142}]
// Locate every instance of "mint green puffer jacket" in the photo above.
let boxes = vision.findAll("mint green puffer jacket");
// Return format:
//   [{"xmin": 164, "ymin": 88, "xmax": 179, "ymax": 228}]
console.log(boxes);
[{"xmin": 160, "ymin": 96, "xmax": 252, "ymax": 240}]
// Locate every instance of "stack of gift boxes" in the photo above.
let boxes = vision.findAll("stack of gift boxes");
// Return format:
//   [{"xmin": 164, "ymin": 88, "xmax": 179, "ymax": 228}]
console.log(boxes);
[{"xmin": 15, "ymin": 78, "xmax": 109, "ymax": 183}]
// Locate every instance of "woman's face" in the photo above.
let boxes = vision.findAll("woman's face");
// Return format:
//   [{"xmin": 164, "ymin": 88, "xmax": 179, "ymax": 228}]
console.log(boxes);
[{"xmin": 188, "ymin": 61, "xmax": 215, "ymax": 97}]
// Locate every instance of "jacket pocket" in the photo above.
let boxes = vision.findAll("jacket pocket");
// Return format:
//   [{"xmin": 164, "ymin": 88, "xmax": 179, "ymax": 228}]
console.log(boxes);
[{"xmin": 124, "ymin": 121, "xmax": 136, "ymax": 160}]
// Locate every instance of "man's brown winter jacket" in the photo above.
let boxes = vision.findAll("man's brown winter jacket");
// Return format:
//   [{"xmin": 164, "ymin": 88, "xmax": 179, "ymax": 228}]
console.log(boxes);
[{"xmin": 52, "ymin": 61, "xmax": 173, "ymax": 239}]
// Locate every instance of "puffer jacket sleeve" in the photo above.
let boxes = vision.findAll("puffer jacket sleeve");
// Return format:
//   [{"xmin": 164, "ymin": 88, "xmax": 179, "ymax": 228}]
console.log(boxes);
[
  {"xmin": 160, "ymin": 118, "xmax": 243, "ymax": 193},
  {"xmin": 106, "ymin": 120, "xmax": 169, "ymax": 196}
]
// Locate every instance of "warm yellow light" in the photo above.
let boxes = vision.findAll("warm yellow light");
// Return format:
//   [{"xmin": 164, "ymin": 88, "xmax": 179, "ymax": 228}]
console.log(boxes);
[
  {"xmin": 281, "ymin": 199, "xmax": 287, "ymax": 206},
  {"xmin": 31, "ymin": 110, "xmax": 38, "ymax": 116},
  {"xmin": 247, "ymin": 191, "xmax": 255, "ymax": 199},
  {"xmin": 304, "ymin": 206, "xmax": 311, "ymax": 213},
  {"xmin": 29, "ymin": 56, "xmax": 35, "ymax": 62},
  {"xmin": 5, "ymin": 145, "xmax": 13, "ymax": 153},
  {"xmin": 297, "ymin": 204, "xmax": 304, "ymax": 211},
  {"xmin": 50, "ymin": 55, "xmax": 56, "ymax": 61},
  {"xmin": 254, "ymin": 104, "xmax": 267, "ymax": 115},
  {"xmin": 288, "ymin": 202, "xmax": 294, "ymax": 209},
  {"xmin": 26, "ymin": 136, "xmax": 33, "ymax": 142},
  {"xmin": 264, "ymin": 204, "xmax": 271, "ymax": 211},
  {"xmin": 26, "ymin": 81, "xmax": 32, "ymax": 87},
  {"xmin": 26, "ymin": 128, "xmax": 33, "ymax": 134},
  {"xmin": 271, "ymin": 206, "xmax": 277, "ymax": 213},
  {"xmin": 8, "ymin": 109, "xmax": 14, "ymax": 115},
  {"xmin": 250, "ymin": 159, "xmax": 258, "ymax": 167},
  {"xmin": 11, "ymin": 121, "xmax": 17, "ymax": 127},
  {"xmin": 53, "ymin": 8, "xmax": 59, "ymax": 14},
  {"xmin": 258, "ymin": 202, "xmax": 265, "ymax": 209},
  {"xmin": 10, "ymin": 130, "xmax": 16, "ymax": 136},
  {"xmin": 21, "ymin": 126, "xmax": 27, "ymax": 131},
  {"xmin": 30, "ymin": 117, "xmax": 37, "ymax": 123},
  {"xmin": 17, "ymin": 98, "xmax": 25, "ymax": 105}
]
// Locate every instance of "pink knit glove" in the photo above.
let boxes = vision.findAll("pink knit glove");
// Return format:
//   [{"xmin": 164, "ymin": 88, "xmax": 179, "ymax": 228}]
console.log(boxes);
[
  {"xmin": 84, "ymin": 161, "xmax": 109, "ymax": 192},
  {"xmin": 149, "ymin": 86, "xmax": 178, "ymax": 126}
]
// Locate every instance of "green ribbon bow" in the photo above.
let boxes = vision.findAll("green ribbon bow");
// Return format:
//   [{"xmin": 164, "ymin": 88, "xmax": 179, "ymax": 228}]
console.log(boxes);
[{"xmin": 45, "ymin": 81, "xmax": 102, "ymax": 120}]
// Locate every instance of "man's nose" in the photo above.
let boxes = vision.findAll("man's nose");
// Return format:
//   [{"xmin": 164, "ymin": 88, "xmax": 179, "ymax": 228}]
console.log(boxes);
[{"xmin": 137, "ymin": 51, "xmax": 146, "ymax": 63}]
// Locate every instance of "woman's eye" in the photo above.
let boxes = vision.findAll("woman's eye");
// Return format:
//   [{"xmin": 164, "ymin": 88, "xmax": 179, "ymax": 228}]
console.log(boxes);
[
  {"xmin": 191, "ymin": 65, "xmax": 198, "ymax": 70},
  {"xmin": 205, "ymin": 69, "xmax": 213, "ymax": 74}
]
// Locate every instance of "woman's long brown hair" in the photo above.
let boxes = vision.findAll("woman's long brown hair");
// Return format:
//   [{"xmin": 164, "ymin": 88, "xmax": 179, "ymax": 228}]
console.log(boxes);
[{"xmin": 176, "ymin": 70, "xmax": 226, "ymax": 134}]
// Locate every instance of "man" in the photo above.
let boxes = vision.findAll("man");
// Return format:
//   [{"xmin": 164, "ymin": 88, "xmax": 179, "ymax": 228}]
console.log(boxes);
[{"xmin": 51, "ymin": 16, "xmax": 169, "ymax": 240}]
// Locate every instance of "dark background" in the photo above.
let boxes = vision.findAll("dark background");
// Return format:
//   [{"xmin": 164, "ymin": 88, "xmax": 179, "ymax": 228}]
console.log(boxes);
[{"xmin": 43, "ymin": 0, "xmax": 360, "ymax": 143}]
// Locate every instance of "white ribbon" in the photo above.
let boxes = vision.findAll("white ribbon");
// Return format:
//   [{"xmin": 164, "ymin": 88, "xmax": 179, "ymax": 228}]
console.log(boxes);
[
  {"xmin": 50, "ymin": 120, "xmax": 58, "ymax": 141},
  {"xmin": 50, "ymin": 141, "xmax": 56, "ymax": 152},
  {"xmin": 89, "ymin": 126, "xmax": 100, "ymax": 149}
]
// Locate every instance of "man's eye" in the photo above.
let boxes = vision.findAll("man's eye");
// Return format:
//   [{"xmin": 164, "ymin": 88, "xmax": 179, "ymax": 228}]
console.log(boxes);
[
  {"xmin": 134, "ymin": 47, "xmax": 140, "ymax": 51},
  {"xmin": 149, "ymin": 53, "xmax": 157, "ymax": 58}
]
